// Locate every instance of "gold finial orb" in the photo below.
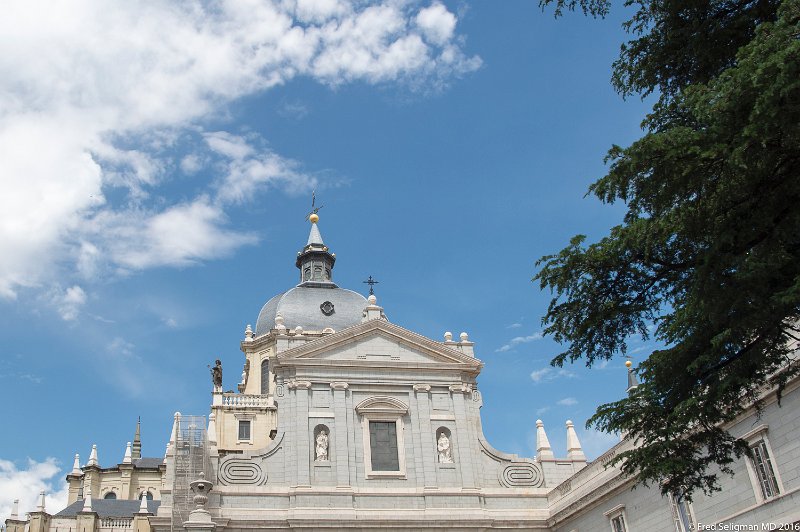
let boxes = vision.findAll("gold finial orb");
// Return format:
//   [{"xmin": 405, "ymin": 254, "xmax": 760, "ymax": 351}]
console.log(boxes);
[
  {"xmin": 625, "ymin": 360, "xmax": 632, "ymax": 368},
  {"xmin": 309, "ymin": 213, "xmax": 319, "ymax": 223}
]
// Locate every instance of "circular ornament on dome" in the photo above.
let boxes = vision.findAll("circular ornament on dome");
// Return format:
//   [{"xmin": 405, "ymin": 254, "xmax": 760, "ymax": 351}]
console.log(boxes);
[{"xmin": 320, "ymin": 301, "xmax": 335, "ymax": 316}]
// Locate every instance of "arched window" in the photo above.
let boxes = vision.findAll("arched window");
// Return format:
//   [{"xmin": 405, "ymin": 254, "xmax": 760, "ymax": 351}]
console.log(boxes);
[
  {"xmin": 104, "ymin": 492, "xmax": 117, "ymax": 499},
  {"xmin": 303, "ymin": 267, "xmax": 311, "ymax": 281},
  {"xmin": 313, "ymin": 265, "xmax": 322, "ymax": 281},
  {"xmin": 260, "ymin": 359, "xmax": 269, "ymax": 395},
  {"xmin": 139, "ymin": 491, "xmax": 154, "ymax": 501}
]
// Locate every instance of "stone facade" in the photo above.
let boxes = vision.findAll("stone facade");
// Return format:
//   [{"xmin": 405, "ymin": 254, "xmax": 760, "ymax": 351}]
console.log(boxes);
[{"xmin": 6, "ymin": 219, "xmax": 800, "ymax": 531}]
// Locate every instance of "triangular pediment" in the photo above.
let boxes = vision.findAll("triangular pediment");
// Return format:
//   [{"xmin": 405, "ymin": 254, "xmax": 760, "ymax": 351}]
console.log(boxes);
[{"xmin": 275, "ymin": 319, "xmax": 482, "ymax": 371}]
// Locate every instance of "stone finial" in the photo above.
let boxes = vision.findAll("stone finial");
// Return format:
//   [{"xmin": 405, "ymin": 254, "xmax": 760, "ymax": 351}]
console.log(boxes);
[
  {"xmin": 294, "ymin": 325, "xmax": 303, "ymax": 335},
  {"xmin": 275, "ymin": 314, "xmax": 286, "ymax": 331},
  {"xmin": 82, "ymin": 486, "xmax": 93, "ymax": 512},
  {"xmin": 460, "ymin": 332, "xmax": 469, "ymax": 342},
  {"xmin": 72, "ymin": 454, "xmax": 82, "ymax": 475},
  {"xmin": 536, "ymin": 420, "xmax": 554, "ymax": 460},
  {"xmin": 123, "ymin": 442, "xmax": 132, "ymax": 464},
  {"xmin": 444, "ymin": 331, "xmax": 453, "ymax": 342},
  {"xmin": 207, "ymin": 413, "xmax": 217, "ymax": 445},
  {"xmin": 170, "ymin": 412, "xmax": 181, "ymax": 443},
  {"xmin": 566, "ymin": 420, "xmax": 587, "ymax": 461},
  {"xmin": 185, "ymin": 472, "xmax": 214, "ymax": 526},
  {"xmin": 245, "ymin": 324, "xmax": 254, "ymax": 342},
  {"xmin": 87, "ymin": 444, "xmax": 98, "ymax": 467},
  {"xmin": 36, "ymin": 490, "xmax": 45, "ymax": 512},
  {"xmin": 137, "ymin": 492, "xmax": 150, "ymax": 515},
  {"xmin": 11, "ymin": 499, "xmax": 19, "ymax": 519},
  {"xmin": 362, "ymin": 294, "xmax": 384, "ymax": 322}
]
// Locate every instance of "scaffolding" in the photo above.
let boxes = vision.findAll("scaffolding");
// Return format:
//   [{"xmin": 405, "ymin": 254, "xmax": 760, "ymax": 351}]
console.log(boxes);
[{"xmin": 170, "ymin": 415, "xmax": 208, "ymax": 532}]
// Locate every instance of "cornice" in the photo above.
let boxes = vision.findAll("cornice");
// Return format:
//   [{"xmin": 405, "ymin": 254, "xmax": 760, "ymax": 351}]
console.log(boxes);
[{"xmin": 274, "ymin": 319, "xmax": 482, "ymax": 368}]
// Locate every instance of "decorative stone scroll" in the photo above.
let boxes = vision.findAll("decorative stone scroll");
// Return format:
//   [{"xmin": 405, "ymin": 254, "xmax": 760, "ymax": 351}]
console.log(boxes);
[
  {"xmin": 499, "ymin": 463, "xmax": 544, "ymax": 488},
  {"xmin": 218, "ymin": 459, "xmax": 267, "ymax": 485}
]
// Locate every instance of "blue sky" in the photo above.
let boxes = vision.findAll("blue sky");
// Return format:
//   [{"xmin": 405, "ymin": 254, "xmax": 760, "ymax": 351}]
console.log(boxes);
[{"xmin": 0, "ymin": 0, "xmax": 655, "ymax": 515}]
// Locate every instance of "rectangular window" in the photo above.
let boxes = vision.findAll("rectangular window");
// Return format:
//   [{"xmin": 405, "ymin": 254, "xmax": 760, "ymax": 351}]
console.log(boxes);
[
  {"xmin": 669, "ymin": 492, "xmax": 694, "ymax": 532},
  {"xmin": 369, "ymin": 421, "xmax": 399, "ymax": 471},
  {"xmin": 610, "ymin": 514, "xmax": 627, "ymax": 532},
  {"xmin": 750, "ymin": 439, "xmax": 780, "ymax": 499},
  {"xmin": 238, "ymin": 420, "xmax": 251, "ymax": 441}
]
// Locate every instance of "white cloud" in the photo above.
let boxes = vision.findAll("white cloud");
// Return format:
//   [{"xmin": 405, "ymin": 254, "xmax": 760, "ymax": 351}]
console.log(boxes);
[
  {"xmin": 206, "ymin": 132, "xmax": 317, "ymax": 204},
  {"xmin": 0, "ymin": 458, "xmax": 70, "ymax": 520},
  {"xmin": 56, "ymin": 285, "xmax": 87, "ymax": 321},
  {"xmin": 496, "ymin": 331, "xmax": 543, "ymax": 352},
  {"xmin": 278, "ymin": 101, "xmax": 311, "ymax": 120},
  {"xmin": 416, "ymin": 2, "xmax": 457, "ymax": 45},
  {"xmin": 0, "ymin": 0, "xmax": 480, "ymax": 302},
  {"xmin": 530, "ymin": 367, "xmax": 576, "ymax": 383},
  {"xmin": 557, "ymin": 397, "xmax": 578, "ymax": 406},
  {"xmin": 535, "ymin": 406, "xmax": 551, "ymax": 416},
  {"xmin": 506, "ymin": 322, "xmax": 522, "ymax": 329},
  {"xmin": 90, "ymin": 198, "xmax": 258, "ymax": 270}
]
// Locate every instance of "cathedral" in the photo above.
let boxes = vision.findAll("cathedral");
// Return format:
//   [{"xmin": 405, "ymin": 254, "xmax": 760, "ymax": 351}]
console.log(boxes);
[{"xmin": 5, "ymin": 215, "xmax": 800, "ymax": 531}]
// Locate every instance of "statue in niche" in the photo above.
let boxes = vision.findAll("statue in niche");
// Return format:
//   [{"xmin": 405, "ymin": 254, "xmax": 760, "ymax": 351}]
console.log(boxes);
[
  {"xmin": 315, "ymin": 429, "xmax": 329, "ymax": 461},
  {"xmin": 209, "ymin": 359, "xmax": 223, "ymax": 389},
  {"xmin": 438, "ymin": 432, "xmax": 453, "ymax": 463}
]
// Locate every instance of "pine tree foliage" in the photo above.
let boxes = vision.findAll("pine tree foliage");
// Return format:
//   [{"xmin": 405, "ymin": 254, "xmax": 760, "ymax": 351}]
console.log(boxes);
[{"xmin": 536, "ymin": 0, "xmax": 800, "ymax": 497}]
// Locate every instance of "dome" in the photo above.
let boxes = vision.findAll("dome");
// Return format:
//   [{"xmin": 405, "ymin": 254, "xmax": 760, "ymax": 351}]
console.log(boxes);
[{"xmin": 255, "ymin": 285, "xmax": 368, "ymax": 336}]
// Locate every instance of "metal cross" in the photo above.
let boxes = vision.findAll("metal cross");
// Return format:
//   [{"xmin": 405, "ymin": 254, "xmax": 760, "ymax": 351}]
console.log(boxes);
[
  {"xmin": 363, "ymin": 275, "xmax": 379, "ymax": 295},
  {"xmin": 304, "ymin": 189, "xmax": 324, "ymax": 220}
]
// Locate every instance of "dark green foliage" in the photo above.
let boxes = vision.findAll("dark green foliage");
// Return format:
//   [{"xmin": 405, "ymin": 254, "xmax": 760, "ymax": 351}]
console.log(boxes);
[{"xmin": 536, "ymin": 0, "xmax": 800, "ymax": 497}]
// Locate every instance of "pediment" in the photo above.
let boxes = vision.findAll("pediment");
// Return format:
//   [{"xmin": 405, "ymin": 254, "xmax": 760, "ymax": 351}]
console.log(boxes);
[
  {"xmin": 355, "ymin": 396, "xmax": 409, "ymax": 415},
  {"xmin": 275, "ymin": 319, "xmax": 482, "ymax": 370}
]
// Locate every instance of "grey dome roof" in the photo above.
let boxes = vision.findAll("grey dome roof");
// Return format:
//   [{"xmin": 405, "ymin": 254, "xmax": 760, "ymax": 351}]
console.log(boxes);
[{"xmin": 255, "ymin": 285, "xmax": 368, "ymax": 335}]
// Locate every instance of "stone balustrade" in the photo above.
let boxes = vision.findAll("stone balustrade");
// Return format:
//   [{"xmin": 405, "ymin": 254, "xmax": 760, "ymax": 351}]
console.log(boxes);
[
  {"xmin": 221, "ymin": 393, "xmax": 274, "ymax": 408},
  {"xmin": 99, "ymin": 517, "xmax": 132, "ymax": 529}
]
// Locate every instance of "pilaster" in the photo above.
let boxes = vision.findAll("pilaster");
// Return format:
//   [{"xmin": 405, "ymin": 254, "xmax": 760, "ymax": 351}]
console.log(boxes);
[
  {"xmin": 293, "ymin": 380, "xmax": 312, "ymax": 487},
  {"xmin": 413, "ymin": 384, "xmax": 437, "ymax": 488},
  {"xmin": 120, "ymin": 463, "xmax": 133, "ymax": 499},
  {"xmin": 331, "ymin": 381, "xmax": 351, "ymax": 487},
  {"xmin": 76, "ymin": 512, "xmax": 97, "ymax": 532},
  {"xmin": 4, "ymin": 518, "xmax": 27, "ymax": 532},
  {"xmin": 450, "ymin": 384, "xmax": 477, "ymax": 488},
  {"xmin": 66, "ymin": 473, "xmax": 83, "ymax": 504}
]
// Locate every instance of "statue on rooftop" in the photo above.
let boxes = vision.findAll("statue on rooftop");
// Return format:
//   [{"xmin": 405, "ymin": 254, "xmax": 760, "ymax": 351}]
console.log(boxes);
[{"xmin": 209, "ymin": 359, "xmax": 223, "ymax": 389}]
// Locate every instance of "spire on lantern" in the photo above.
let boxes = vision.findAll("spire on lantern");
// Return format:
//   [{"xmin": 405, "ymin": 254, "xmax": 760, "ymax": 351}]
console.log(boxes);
[
  {"xmin": 296, "ymin": 193, "xmax": 336, "ymax": 287},
  {"xmin": 626, "ymin": 359, "xmax": 639, "ymax": 394}
]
